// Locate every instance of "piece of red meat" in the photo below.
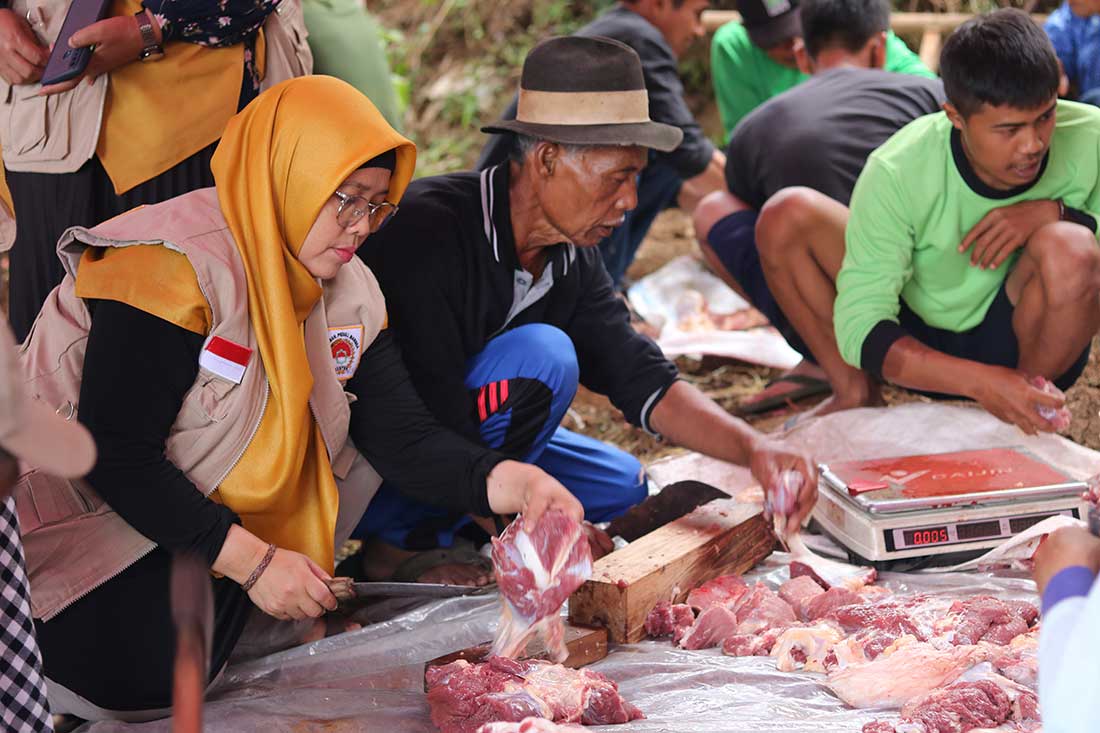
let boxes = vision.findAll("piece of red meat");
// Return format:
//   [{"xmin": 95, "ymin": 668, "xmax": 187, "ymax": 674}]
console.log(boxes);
[
  {"xmin": 721, "ymin": 626, "xmax": 787, "ymax": 657},
  {"xmin": 804, "ymin": 587, "xmax": 863, "ymax": 622},
  {"xmin": 678, "ymin": 605, "xmax": 739, "ymax": 650},
  {"xmin": 860, "ymin": 722, "xmax": 897, "ymax": 733},
  {"xmin": 826, "ymin": 602, "xmax": 924, "ymax": 640},
  {"xmin": 686, "ymin": 574, "xmax": 749, "ymax": 611},
  {"xmin": 491, "ymin": 512, "xmax": 593, "ymax": 661},
  {"xmin": 861, "ymin": 679, "xmax": 1013, "ymax": 733},
  {"xmin": 644, "ymin": 601, "xmax": 695, "ymax": 640},
  {"xmin": 477, "ymin": 720, "xmax": 585, "ymax": 733},
  {"xmin": 732, "ymin": 582, "xmax": 797, "ymax": 635},
  {"xmin": 778, "ymin": 575, "xmax": 826, "ymax": 620},
  {"xmin": 427, "ymin": 657, "xmax": 643, "ymax": 733},
  {"xmin": 1030, "ymin": 375, "xmax": 1072, "ymax": 431},
  {"xmin": 905, "ymin": 679, "xmax": 1012, "ymax": 733},
  {"xmin": 946, "ymin": 597, "xmax": 1038, "ymax": 646}
]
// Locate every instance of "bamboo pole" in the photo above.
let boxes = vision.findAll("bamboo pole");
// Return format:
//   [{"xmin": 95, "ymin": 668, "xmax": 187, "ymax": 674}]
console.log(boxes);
[{"xmin": 701, "ymin": 10, "xmax": 1047, "ymax": 34}]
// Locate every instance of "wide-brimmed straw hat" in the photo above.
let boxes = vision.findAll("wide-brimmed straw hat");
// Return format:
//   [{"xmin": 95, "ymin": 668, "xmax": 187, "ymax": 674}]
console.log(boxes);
[
  {"xmin": 482, "ymin": 36, "xmax": 683, "ymax": 153},
  {"xmin": 0, "ymin": 320, "xmax": 95, "ymax": 478}
]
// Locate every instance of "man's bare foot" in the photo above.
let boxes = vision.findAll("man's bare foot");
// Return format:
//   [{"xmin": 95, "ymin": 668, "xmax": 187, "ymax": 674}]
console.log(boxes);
[{"xmin": 360, "ymin": 537, "xmax": 493, "ymax": 586}]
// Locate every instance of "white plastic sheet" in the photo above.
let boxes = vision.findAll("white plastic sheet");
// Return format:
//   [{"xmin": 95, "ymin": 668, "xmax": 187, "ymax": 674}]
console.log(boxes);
[
  {"xmin": 626, "ymin": 255, "xmax": 802, "ymax": 369},
  {"xmin": 77, "ymin": 404, "xmax": 1090, "ymax": 732}
]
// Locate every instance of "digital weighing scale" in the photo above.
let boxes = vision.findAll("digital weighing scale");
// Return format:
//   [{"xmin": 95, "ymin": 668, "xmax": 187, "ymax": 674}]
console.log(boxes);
[{"xmin": 811, "ymin": 447, "xmax": 1088, "ymax": 567}]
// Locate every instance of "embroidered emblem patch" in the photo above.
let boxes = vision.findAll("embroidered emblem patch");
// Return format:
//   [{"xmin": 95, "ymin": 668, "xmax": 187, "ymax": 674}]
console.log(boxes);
[
  {"xmin": 199, "ymin": 336, "xmax": 252, "ymax": 384},
  {"xmin": 329, "ymin": 325, "xmax": 364, "ymax": 382}
]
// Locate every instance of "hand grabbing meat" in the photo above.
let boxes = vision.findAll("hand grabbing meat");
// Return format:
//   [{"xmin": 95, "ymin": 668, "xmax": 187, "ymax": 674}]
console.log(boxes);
[
  {"xmin": 750, "ymin": 440, "xmax": 817, "ymax": 538},
  {"xmin": 971, "ymin": 366, "xmax": 1064, "ymax": 435},
  {"xmin": 490, "ymin": 511, "xmax": 593, "ymax": 661},
  {"xmin": 1028, "ymin": 375, "xmax": 1072, "ymax": 431},
  {"xmin": 487, "ymin": 461, "xmax": 584, "ymax": 531}
]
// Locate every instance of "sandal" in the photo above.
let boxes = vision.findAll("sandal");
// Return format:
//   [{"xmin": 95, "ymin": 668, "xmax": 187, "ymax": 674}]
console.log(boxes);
[{"xmin": 737, "ymin": 374, "xmax": 831, "ymax": 416}]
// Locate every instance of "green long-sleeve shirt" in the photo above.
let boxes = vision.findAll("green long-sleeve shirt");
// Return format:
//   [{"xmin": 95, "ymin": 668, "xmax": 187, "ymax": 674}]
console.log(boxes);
[
  {"xmin": 711, "ymin": 23, "xmax": 936, "ymax": 143},
  {"xmin": 835, "ymin": 100, "xmax": 1100, "ymax": 370}
]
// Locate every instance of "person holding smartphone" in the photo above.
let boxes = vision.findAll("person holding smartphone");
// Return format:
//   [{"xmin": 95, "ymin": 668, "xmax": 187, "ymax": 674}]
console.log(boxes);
[{"xmin": 0, "ymin": 0, "xmax": 311, "ymax": 343}]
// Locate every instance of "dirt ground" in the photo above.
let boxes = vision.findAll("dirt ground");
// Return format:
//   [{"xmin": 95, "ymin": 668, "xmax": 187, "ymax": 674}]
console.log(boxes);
[{"xmin": 564, "ymin": 209, "xmax": 1100, "ymax": 463}]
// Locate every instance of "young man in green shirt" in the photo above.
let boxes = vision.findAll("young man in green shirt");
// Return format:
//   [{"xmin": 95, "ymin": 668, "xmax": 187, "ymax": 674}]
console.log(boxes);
[
  {"xmin": 755, "ymin": 8, "xmax": 1100, "ymax": 434},
  {"xmin": 711, "ymin": 0, "xmax": 936, "ymax": 142}
]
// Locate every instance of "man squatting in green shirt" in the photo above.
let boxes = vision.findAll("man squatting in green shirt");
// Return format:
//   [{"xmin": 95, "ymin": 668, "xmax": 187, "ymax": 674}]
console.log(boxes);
[
  {"xmin": 753, "ymin": 8, "xmax": 1100, "ymax": 434},
  {"xmin": 711, "ymin": 0, "xmax": 935, "ymax": 143}
]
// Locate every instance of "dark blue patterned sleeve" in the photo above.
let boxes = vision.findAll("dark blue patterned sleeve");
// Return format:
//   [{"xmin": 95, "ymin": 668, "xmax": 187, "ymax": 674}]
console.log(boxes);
[{"xmin": 141, "ymin": 0, "xmax": 281, "ymax": 47}]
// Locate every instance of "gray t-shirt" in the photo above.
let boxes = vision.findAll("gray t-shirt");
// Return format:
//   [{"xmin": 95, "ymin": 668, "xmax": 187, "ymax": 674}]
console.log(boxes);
[{"xmin": 725, "ymin": 67, "xmax": 946, "ymax": 209}]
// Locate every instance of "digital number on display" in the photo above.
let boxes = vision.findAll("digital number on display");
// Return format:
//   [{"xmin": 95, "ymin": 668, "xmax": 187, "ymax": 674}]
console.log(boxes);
[{"xmin": 902, "ymin": 527, "xmax": 950, "ymax": 546}]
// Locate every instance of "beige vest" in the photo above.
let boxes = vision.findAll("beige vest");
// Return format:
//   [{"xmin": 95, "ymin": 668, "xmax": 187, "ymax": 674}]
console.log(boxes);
[
  {"xmin": 0, "ymin": 0, "xmax": 312, "ymax": 176},
  {"xmin": 14, "ymin": 187, "xmax": 382, "ymax": 620}
]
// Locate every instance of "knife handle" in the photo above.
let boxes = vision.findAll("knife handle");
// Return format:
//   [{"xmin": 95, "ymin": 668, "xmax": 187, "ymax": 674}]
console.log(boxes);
[{"xmin": 326, "ymin": 576, "xmax": 356, "ymax": 603}]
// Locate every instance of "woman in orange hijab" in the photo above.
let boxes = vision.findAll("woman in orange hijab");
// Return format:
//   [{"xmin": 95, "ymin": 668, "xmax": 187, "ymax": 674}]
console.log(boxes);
[{"xmin": 17, "ymin": 76, "xmax": 582, "ymax": 721}]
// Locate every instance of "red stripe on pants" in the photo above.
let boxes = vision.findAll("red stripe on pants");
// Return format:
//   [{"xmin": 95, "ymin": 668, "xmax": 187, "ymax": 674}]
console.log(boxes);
[
  {"xmin": 489, "ymin": 381, "xmax": 499, "ymax": 412},
  {"xmin": 478, "ymin": 386, "xmax": 488, "ymax": 422},
  {"xmin": 500, "ymin": 379, "xmax": 509, "ymax": 405}
]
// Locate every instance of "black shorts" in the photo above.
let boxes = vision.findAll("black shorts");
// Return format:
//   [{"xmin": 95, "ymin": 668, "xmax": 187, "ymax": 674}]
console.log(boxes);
[
  {"xmin": 708, "ymin": 209, "xmax": 1091, "ymax": 391},
  {"xmin": 708, "ymin": 209, "xmax": 815, "ymax": 361},
  {"xmin": 898, "ymin": 283, "xmax": 1090, "ymax": 393}
]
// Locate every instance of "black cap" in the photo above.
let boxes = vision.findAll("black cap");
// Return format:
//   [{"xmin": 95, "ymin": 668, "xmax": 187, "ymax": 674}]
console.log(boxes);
[{"xmin": 739, "ymin": 0, "xmax": 802, "ymax": 49}]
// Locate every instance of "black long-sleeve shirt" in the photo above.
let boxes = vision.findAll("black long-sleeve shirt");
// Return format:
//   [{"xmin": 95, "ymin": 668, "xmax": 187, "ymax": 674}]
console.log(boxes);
[
  {"xmin": 359, "ymin": 164, "xmax": 679, "ymax": 446},
  {"xmin": 77, "ymin": 299, "xmax": 502, "ymax": 564}
]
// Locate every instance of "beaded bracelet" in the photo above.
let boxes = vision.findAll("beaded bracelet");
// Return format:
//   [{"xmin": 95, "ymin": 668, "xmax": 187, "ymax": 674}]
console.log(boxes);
[{"xmin": 241, "ymin": 543, "xmax": 277, "ymax": 592}]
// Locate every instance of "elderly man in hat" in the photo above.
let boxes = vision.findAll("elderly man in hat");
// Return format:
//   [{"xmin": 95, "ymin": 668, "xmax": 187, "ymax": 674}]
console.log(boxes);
[
  {"xmin": 0, "ymin": 319, "xmax": 96, "ymax": 732},
  {"xmin": 478, "ymin": 0, "xmax": 722, "ymax": 288},
  {"xmin": 355, "ymin": 36, "xmax": 816, "ymax": 584}
]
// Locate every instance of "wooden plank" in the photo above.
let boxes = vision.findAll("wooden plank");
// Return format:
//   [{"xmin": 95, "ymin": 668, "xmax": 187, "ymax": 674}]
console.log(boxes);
[
  {"xmin": 423, "ymin": 622, "xmax": 608, "ymax": 690},
  {"xmin": 701, "ymin": 10, "xmax": 1046, "ymax": 34},
  {"xmin": 918, "ymin": 29, "xmax": 943, "ymax": 73},
  {"xmin": 569, "ymin": 498, "xmax": 774, "ymax": 644}
]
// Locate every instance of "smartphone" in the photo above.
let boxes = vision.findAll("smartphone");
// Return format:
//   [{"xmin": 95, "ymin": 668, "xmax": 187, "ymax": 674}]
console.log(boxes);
[{"xmin": 39, "ymin": 0, "xmax": 112, "ymax": 88}]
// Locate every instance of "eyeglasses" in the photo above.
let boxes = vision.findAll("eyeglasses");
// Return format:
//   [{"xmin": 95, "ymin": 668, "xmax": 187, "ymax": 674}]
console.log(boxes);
[{"xmin": 333, "ymin": 190, "xmax": 399, "ymax": 232}]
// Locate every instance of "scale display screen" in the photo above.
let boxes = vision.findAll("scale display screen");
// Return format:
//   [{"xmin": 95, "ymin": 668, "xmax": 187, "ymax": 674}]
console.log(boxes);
[{"xmin": 886, "ymin": 510, "xmax": 1076, "ymax": 551}]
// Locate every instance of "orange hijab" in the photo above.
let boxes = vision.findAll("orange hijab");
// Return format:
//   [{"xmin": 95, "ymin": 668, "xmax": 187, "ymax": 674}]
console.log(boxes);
[{"xmin": 79, "ymin": 76, "xmax": 415, "ymax": 569}]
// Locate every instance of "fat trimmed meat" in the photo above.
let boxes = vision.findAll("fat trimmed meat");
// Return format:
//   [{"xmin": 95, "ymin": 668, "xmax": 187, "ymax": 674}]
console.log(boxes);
[
  {"xmin": 427, "ymin": 657, "xmax": 643, "ymax": 733},
  {"xmin": 778, "ymin": 575, "xmax": 827, "ymax": 620},
  {"xmin": 491, "ymin": 512, "xmax": 593, "ymax": 661},
  {"xmin": 936, "ymin": 597, "xmax": 1039, "ymax": 647},
  {"xmin": 687, "ymin": 574, "xmax": 749, "ymax": 611},
  {"xmin": 477, "ymin": 719, "xmax": 585, "ymax": 733},
  {"xmin": 827, "ymin": 638, "xmax": 995, "ymax": 709},
  {"xmin": 644, "ymin": 601, "xmax": 695, "ymax": 641}
]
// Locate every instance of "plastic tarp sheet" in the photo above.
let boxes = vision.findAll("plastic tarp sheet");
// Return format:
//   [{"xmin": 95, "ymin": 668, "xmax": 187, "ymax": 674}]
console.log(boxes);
[
  {"xmin": 77, "ymin": 403, "xmax": 1094, "ymax": 732},
  {"xmin": 626, "ymin": 255, "xmax": 802, "ymax": 369}
]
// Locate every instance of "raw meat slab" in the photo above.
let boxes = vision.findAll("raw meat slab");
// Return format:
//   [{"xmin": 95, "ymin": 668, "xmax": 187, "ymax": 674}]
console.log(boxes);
[{"xmin": 424, "ymin": 623, "xmax": 609, "ymax": 691}]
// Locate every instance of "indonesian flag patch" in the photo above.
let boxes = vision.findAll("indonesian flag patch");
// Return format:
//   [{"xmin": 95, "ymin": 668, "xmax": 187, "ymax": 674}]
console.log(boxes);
[
  {"xmin": 199, "ymin": 336, "xmax": 252, "ymax": 385},
  {"xmin": 329, "ymin": 325, "xmax": 364, "ymax": 382}
]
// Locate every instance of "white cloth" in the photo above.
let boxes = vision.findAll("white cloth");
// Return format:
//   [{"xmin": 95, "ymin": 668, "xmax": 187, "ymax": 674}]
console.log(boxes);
[{"xmin": 1039, "ymin": 577, "xmax": 1100, "ymax": 733}]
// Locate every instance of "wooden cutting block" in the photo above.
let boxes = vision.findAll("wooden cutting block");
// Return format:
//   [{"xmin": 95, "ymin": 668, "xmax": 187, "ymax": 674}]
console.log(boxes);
[
  {"xmin": 422, "ymin": 622, "xmax": 608, "ymax": 690},
  {"xmin": 569, "ymin": 498, "xmax": 773, "ymax": 643}
]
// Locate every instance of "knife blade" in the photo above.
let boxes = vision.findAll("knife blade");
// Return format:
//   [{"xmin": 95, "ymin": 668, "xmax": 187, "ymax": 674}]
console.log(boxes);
[{"xmin": 325, "ymin": 577, "xmax": 497, "ymax": 603}]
